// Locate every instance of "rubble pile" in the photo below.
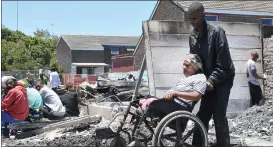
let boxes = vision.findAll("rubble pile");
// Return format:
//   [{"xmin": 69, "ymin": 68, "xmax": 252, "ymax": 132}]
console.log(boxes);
[{"xmin": 229, "ymin": 100, "xmax": 273, "ymax": 142}]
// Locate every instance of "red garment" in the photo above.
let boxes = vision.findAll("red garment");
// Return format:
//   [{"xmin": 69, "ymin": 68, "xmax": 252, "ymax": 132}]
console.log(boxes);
[{"xmin": 1, "ymin": 86, "xmax": 29, "ymax": 120}]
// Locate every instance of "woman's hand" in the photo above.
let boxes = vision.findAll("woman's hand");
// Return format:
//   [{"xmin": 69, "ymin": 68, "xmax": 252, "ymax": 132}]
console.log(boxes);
[{"xmin": 163, "ymin": 92, "xmax": 176, "ymax": 100}]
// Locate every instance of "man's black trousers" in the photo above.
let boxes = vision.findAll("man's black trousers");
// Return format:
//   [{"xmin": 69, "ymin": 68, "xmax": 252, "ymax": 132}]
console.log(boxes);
[
  {"xmin": 248, "ymin": 81, "xmax": 262, "ymax": 107},
  {"xmin": 192, "ymin": 75, "xmax": 234, "ymax": 147}
]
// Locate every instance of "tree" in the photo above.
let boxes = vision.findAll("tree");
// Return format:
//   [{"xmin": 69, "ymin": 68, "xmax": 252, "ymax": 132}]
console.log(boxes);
[
  {"xmin": 33, "ymin": 29, "xmax": 51, "ymax": 38},
  {"xmin": 1, "ymin": 26, "xmax": 62, "ymax": 71}
]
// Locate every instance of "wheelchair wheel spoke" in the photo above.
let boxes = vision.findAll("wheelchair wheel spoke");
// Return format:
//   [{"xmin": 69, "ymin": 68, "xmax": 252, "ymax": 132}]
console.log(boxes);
[
  {"xmin": 181, "ymin": 125, "xmax": 197, "ymax": 142},
  {"xmin": 176, "ymin": 119, "xmax": 182, "ymax": 140}
]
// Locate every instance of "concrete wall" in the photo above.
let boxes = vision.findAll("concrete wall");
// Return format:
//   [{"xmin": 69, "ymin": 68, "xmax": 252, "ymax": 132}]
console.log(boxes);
[
  {"xmin": 134, "ymin": 0, "xmax": 185, "ymax": 70},
  {"xmin": 143, "ymin": 20, "xmax": 262, "ymax": 117},
  {"xmin": 56, "ymin": 38, "xmax": 72, "ymax": 73},
  {"xmin": 263, "ymin": 36, "xmax": 273, "ymax": 99}
]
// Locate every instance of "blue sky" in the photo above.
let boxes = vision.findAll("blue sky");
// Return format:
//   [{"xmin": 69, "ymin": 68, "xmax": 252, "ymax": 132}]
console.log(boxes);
[{"xmin": 2, "ymin": 1, "xmax": 157, "ymax": 36}]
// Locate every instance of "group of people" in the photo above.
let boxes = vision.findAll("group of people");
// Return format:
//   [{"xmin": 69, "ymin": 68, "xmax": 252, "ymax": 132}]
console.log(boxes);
[
  {"xmin": 1, "ymin": 2, "xmax": 266, "ymax": 146},
  {"xmin": 1, "ymin": 72, "xmax": 88, "ymax": 137}
]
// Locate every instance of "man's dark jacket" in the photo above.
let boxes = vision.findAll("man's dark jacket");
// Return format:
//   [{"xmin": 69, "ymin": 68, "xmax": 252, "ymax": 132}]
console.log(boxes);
[{"xmin": 189, "ymin": 20, "xmax": 235, "ymax": 86}]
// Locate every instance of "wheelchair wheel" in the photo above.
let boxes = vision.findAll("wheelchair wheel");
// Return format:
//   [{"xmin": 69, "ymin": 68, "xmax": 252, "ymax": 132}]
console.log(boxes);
[{"xmin": 152, "ymin": 111, "xmax": 208, "ymax": 147}]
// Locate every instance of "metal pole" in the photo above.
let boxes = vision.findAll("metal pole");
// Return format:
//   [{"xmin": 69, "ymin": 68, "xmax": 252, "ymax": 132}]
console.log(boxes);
[
  {"xmin": 131, "ymin": 55, "xmax": 146, "ymax": 102},
  {"xmin": 51, "ymin": 24, "xmax": 54, "ymax": 36},
  {"xmin": 17, "ymin": 0, "xmax": 18, "ymax": 31}
]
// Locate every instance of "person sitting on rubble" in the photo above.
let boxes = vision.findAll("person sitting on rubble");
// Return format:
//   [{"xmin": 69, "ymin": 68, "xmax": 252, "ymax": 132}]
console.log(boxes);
[
  {"xmin": 1, "ymin": 77, "xmax": 29, "ymax": 137},
  {"xmin": 17, "ymin": 79, "xmax": 43, "ymax": 123},
  {"xmin": 77, "ymin": 78, "xmax": 98, "ymax": 98},
  {"xmin": 139, "ymin": 54, "xmax": 207, "ymax": 120},
  {"xmin": 34, "ymin": 80, "xmax": 66, "ymax": 120},
  {"xmin": 39, "ymin": 73, "xmax": 49, "ymax": 85},
  {"xmin": 60, "ymin": 83, "xmax": 89, "ymax": 117}
]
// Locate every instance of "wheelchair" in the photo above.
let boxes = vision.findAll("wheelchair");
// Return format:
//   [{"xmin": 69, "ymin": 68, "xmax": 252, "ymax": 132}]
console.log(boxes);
[{"xmin": 95, "ymin": 97, "xmax": 208, "ymax": 147}]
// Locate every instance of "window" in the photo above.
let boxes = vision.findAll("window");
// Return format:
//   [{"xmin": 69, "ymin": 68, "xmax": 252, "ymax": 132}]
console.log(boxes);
[
  {"xmin": 111, "ymin": 48, "xmax": 119, "ymax": 55},
  {"xmin": 205, "ymin": 15, "xmax": 218, "ymax": 21},
  {"xmin": 127, "ymin": 47, "xmax": 135, "ymax": 52},
  {"xmin": 261, "ymin": 18, "xmax": 273, "ymax": 25},
  {"xmin": 80, "ymin": 67, "xmax": 95, "ymax": 74}
]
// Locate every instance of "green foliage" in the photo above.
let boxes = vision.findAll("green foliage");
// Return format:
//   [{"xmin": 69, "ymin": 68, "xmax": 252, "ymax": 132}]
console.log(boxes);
[{"xmin": 1, "ymin": 27, "xmax": 62, "ymax": 72}]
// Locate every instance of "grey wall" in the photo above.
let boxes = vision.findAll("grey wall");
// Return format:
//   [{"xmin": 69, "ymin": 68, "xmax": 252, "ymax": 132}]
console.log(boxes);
[
  {"xmin": 263, "ymin": 37, "xmax": 273, "ymax": 99},
  {"xmin": 71, "ymin": 50, "xmax": 104, "ymax": 63},
  {"xmin": 134, "ymin": 0, "xmax": 185, "ymax": 70},
  {"xmin": 143, "ymin": 20, "xmax": 262, "ymax": 117},
  {"xmin": 56, "ymin": 38, "xmax": 72, "ymax": 73}
]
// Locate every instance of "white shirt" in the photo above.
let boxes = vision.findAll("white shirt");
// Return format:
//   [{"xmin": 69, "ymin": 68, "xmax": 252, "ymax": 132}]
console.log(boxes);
[
  {"xmin": 39, "ymin": 86, "xmax": 66, "ymax": 116},
  {"xmin": 246, "ymin": 59, "xmax": 259, "ymax": 85},
  {"xmin": 50, "ymin": 71, "xmax": 60, "ymax": 88},
  {"xmin": 167, "ymin": 74, "xmax": 207, "ymax": 106}
]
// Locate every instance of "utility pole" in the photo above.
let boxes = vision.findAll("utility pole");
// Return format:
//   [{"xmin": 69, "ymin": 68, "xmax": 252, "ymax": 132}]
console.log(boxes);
[
  {"xmin": 51, "ymin": 24, "xmax": 54, "ymax": 36},
  {"xmin": 17, "ymin": 0, "xmax": 19, "ymax": 31}
]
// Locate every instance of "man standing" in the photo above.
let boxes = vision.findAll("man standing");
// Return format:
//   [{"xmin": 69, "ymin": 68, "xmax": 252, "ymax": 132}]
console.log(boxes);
[
  {"xmin": 246, "ymin": 52, "xmax": 266, "ymax": 107},
  {"xmin": 188, "ymin": 2, "xmax": 235, "ymax": 147},
  {"xmin": 49, "ymin": 68, "xmax": 61, "ymax": 92}
]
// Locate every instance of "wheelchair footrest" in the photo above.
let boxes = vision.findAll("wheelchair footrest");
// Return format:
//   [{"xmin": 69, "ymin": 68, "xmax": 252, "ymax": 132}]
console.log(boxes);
[{"xmin": 95, "ymin": 127, "xmax": 116, "ymax": 139}]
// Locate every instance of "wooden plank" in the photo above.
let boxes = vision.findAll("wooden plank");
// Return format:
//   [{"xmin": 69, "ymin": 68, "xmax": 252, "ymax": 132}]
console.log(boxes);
[
  {"xmin": 210, "ymin": 21, "xmax": 260, "ymax": 36},
  {"xmin": 146, "ymin": 21, "xmax": 260, "ymax": 36},
  {"xmin": 149, "ymin": 34, "xmax": 261, "ymax": 49},
  {"xmin": 151, "ymin": 47, "xmax": 190, "ymax": 61},
  {"xmin": 153, "ymin": 73, "xmax": 261, "ymax": 88},
  {"xmin": 230, "ymin": 48, "xmax": 261, "ymax": 61},
  {"xmin": 154, "ymin": 86, "xmax": 250, "ymax": 100},
  {"xmin": 147, "ymin": 21, "xmax": 193, "ymax": 34}
]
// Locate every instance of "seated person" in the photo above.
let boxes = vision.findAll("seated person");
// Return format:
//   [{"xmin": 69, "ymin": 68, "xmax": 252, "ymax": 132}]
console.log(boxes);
[
  {"xmin": 39, "ymin": 73, "xmax": 49, "ymax": 85},
  {"xmin": 77, "ymin": 78, "xmax": 97, "ymax": 96},
  {"xmin": 60, "ymin": 83, "xmax": 88, "ymax": 117},
  {"xmin": 126, "ymin": 74, "xmax": 136, "ymax": 82},
  {"xmin": 1, "ymin": 77, "xmax": 29, "ymax": 136},
  {"xmin": 17, "ymin": 79, "xmax": 43, "ymax": 123},
  {"xmin": 34, "ymin": 80, "xmax": 66, "ymax": 120},
  {"xmin": 139, "ymin": 54, "xmax": 207, "ymax": 120}
]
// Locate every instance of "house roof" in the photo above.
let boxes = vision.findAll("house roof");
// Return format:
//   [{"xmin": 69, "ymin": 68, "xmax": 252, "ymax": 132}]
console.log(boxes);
[
  {"xmin": 177, "ymin": 1, "xmax": 273, "ymax": 13},
  {"xmin": 61, "ymin": 35, "xmax": 139, "ymax": 50}
]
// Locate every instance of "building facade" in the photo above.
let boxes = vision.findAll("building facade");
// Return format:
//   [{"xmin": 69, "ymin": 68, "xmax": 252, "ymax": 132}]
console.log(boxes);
[
  {"xmin": 56, "ymin": 35, "xmax": 138, "ymax": 75},
  {"xmin": 133, "ymin": 0, "xmax": 273, "ymax": 70}
]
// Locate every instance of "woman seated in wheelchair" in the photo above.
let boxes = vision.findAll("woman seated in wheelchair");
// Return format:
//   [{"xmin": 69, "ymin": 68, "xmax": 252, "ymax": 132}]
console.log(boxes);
[{"xmin": 139, "ymin": 54, "xmax": 207, "ymax": 120}]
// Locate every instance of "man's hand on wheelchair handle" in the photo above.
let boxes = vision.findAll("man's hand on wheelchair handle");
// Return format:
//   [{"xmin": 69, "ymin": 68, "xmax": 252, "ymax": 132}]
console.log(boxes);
[{"xmin": 206, "ymin": 81, "xmax": 214, "ymax": 91}]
